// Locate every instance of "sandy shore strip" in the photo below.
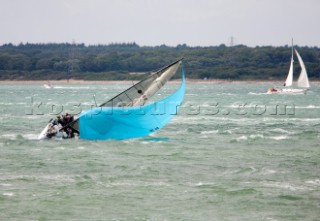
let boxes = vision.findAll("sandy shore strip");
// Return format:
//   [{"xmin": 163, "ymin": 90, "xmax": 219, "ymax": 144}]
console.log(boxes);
[
  {"xmin": 1, "ymin": 78, "xmax": 319, "ymax": 85},
  {"xmin": 0, "ymin": 78, "xmax": 296, "ymax": 85}
]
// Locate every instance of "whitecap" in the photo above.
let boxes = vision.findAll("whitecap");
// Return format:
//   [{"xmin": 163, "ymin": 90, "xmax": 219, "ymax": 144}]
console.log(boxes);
[
  {"xmin": 216, "ymin": 93, "xmax": 234, "ymax": 96},
  {"xmin": 53, "ymin": 86, "xmax": 90, "ymax": 89},
  {"xmin": 2, "ymin": 192, "xmax": 14, "ymax": 196},
  {"xmin": 1, "ymin": 133, "xmax": 40, "ymax": 140},
  {"xmin": 305, "ymin": 179, "xmax": 320, "ymax": 186},
  {"xmin": 235, "ymin": 134, "xmax": 264, "ymax": 142},
  {"xmin": 23, "ymin": 134, "xmax": 39, "ymax": 140},
  {"xmin": 194, "ymin": 182, "xmax": 215, "ymax": 187},
  {"xmin": 271, "ymin": 128, "xmax": 290, "ymax": 134},
  {"xmin": 236, "ymin": 136, "xmax": 248, "ymax": 141},
  {"xmin": 262, "ymin": 181, "xmax": 308, "ymax": 191},
  {"xmin": 0, "ymin": 134, "xmax": 17, "ymax": 139},
  {"xmin": 0, "ymin": 102, "xmax": 14, "ymax": 105},
  {"xmin": 281, "ymin": 118, "xmax": 320, "ymax": 122},
  {"xmin": 295, "ymin": 105, "xmax": 320, "ymax": 109},
  {"xmin": 39, "ymin": 174, "xmax": 75, "ymax": 183},
  {"xmin": 100, "ymin": 181, "xmax": 171, "ymax": 187},
  {"xmin": 249, "ymin": 134, "xmax": 264, "ymax": 139},
  {"xmin": 80, "ymin": 102, "xmax": 96, "ymax": 106},
  {"xmin": 270, "ymin": 135, "xmax": 288, "ymax": 140},
  {"xmin": 248, "ymin": 92, "xmax": 268, "ymax": 95},
  {"xmin": 24, "ymin": 115, "xmax": 43, "ymax": 119},
  {"xmin": 264, "ymin": 217, "xmax": 279, "ymax": 221},
  {"xmin": 261, "ymin": 168, "xmax": 276, "ymax": 175},
  {"xmin": 185, "ymin": 93, "xmax": 197, "ymax": 96},
  {"xmin": 220, "ymin": 130, "xmax": 233, "ymax": 134},
  {"xmin": 201, "ymin": 130, "xmax": 219, "ymax": 135}
]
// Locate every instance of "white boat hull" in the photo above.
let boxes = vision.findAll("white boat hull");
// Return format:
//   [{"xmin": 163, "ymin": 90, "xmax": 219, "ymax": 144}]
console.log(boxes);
[
  {"xmin": 38, "ymin": 123, "xmax": 68, "ymax": 140},
  {"xmin": 267, "ymin": 88, "xmax": 307, "ymax": 94}
]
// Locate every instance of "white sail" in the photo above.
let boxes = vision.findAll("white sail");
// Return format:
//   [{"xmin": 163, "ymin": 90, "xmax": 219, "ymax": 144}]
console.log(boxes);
[
  {"xmin": 295, "ymin": 49, "xmax": 310, "ymax": 88},
  {"xmin": 284, "ymin": 54, "xmax": 294, "ymax": 87},
  {"xmin": 132, "ymin": 62, "xmax": 180, "ymax": 106}
]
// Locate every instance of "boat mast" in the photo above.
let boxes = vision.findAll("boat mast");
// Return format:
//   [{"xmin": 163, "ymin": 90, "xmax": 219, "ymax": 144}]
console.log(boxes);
[{"xmin": 291, "ymin": 38, "xmax": 293, "ymax": 59}]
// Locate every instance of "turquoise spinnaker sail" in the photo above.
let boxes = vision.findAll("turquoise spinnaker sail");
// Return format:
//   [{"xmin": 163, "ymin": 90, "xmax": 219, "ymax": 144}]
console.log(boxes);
[{"xmin": 78, "ymin": 63, "xmax": 186, "ymax": 140}]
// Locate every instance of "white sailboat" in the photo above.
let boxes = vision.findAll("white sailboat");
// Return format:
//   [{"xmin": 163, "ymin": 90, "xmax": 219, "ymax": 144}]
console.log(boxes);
[{"xmin": 268, "ymin": 40, "xmax": 310, "ymax": 94}]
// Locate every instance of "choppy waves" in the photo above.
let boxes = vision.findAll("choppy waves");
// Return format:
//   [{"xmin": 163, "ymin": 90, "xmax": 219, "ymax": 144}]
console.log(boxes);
[{"xmin": 1, "ymin": 83, "xmax": 320, "ymax": 220}]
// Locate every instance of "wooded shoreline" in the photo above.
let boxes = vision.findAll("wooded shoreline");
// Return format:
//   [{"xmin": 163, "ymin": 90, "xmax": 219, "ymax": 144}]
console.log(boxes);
[{"xmin": 1, "ymin": 43, "xmax": 320, "ymax": 81}]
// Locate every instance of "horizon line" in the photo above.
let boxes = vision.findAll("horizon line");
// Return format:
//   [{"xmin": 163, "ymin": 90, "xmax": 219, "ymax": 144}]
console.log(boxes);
[{"xmin": 1, "ymin": 41, "xmax": 318, "ymax": 48}]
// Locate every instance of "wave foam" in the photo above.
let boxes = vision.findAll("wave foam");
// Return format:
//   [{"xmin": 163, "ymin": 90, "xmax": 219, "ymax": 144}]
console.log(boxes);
[
  {"xmin": 262, "ymin": 181, "xmax": 309, "ymax": 191},
  {"xmin": 2, "ymin": 192, "xmax": 14, "ymax": 196},
  {"xmin": 201, "ymin": 130, "xmax": 219, "ymax": 134},
  {"xmin": 53, "ymin": 86, "xmax": 90, "ymax": 89},
  {"xmin": 234, "ymin": 134, "xmax": 264, "ymax": 142},
  {"xmin": 305, "ymin": 179, "xmax": 320, "ymax": 186},
  {"xmin": 270, "ymin": 135, "xmax": 288, "ymax": 140}
]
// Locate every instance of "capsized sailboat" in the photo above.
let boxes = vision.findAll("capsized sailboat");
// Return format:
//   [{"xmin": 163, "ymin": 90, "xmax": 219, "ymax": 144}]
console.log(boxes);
[
  {"xmin": 38, "ymin": 59, "xmax": 186, "ymax": 140},
  {"xmin": 267, "ymin": 40, "xmax": 310, "ymax": 94}
]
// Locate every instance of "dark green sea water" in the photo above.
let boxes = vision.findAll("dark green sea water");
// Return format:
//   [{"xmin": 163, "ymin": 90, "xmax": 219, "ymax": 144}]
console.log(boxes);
[{"xmin": 0, "ymin": 82, "xmax": 319, "ymax": 221}]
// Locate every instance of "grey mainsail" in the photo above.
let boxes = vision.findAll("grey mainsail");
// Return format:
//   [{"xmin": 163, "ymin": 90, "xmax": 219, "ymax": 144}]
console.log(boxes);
[{"xmin": 100, "ymin": 58, "xmax": 182, "ymax": 107}]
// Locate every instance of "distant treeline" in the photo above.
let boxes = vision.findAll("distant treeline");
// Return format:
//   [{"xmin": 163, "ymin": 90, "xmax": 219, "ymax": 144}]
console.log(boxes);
[{"xmin": 0, "ymin": 42, "xmax": 319, "ymax": 80}]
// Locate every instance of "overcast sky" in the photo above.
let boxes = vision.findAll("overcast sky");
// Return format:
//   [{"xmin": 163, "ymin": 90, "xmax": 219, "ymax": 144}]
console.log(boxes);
[{"xmin": 1, "ymin": 0, "xmax": 319, "ymax": 47}]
